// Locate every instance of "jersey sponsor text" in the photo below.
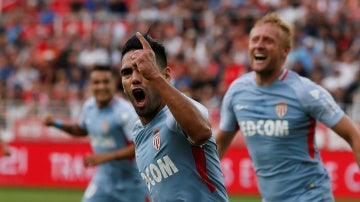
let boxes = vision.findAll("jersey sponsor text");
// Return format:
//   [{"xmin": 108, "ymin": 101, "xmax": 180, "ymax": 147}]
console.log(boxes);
[
  {"xmin": 91, "ymin": 136, "xmax": 116, "ymax": 148},
  {"xmin": 140, "ymin": 155, "xmax": 179, "ymax": 190},
  {"xmin": 239, "ymin": 120, "xmax": 289, "ymax": 137}
]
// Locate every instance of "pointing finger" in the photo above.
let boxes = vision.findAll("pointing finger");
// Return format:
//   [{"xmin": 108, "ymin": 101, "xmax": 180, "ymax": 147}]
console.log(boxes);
[{"xmin": 136, "ymin": 32, "xmax": 152, "ymax": 50}]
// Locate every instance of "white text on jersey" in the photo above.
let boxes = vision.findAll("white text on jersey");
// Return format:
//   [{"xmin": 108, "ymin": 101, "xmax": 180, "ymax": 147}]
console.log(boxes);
[
  {"xmin": 91, "ymin": 136, "xmax": 116, "ymax": 148},
  {"xmin": 239, "ymin": 120, "xmax": 289, "ymax": 136},
  {"xmin": 140, "ymin": 155, "xmax": 179, "ymax": 190}
]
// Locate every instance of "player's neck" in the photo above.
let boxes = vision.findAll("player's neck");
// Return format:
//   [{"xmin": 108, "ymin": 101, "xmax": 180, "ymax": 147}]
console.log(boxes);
[
  {"xmin": 96, "ymin": 97, "xmax": 114, "ymax": 108},
  {"xmin": 139, "ymin": 103, "xmax": 166, "ymax": 125},
  {"xmin": 255, "ymin": 68, "xmax": 284, "ymax": 86}
]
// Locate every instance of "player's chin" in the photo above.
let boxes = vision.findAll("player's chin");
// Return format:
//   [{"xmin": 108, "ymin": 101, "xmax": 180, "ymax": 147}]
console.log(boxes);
[
  {"xmin": 135, "ymin": 106, "xmax": 149, "ymax": 117},
  {"xmin": 96, "ymin": 95, "xmax": 113, "ymax": 106},
  {"xmin": 252, "ymin": 64, "xmax": 268, "ymax": 73}
]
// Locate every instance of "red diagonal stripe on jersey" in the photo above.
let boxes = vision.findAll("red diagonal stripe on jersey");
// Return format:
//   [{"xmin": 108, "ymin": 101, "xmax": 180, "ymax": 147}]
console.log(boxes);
[
  {"xmin": 307, "ymin": 118, "xmax": 316, "ymax": 159},
  {"xmin": 191, "ymin": 146, "xmax": 216, "ymax": 192}
]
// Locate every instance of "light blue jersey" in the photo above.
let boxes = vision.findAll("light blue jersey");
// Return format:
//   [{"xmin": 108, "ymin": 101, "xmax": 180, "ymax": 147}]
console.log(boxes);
[
  {"xmin": 78, "ymin": 96, "xmax": 148, "ymax": 202},
  {"xmin": 219, "ymin": 69, "xmax": 344, "ymax": 202},
  {"xmin": 133, "ymin": 100, "xmax": 229, "ymax": 202}
]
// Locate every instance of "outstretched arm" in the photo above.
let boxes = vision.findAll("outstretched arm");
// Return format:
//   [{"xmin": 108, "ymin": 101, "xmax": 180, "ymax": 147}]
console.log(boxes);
[
  {"xmin": 331, "ymin": 115, "xmax": 360, "ymax": 168},
  {"xmin": 132, "ymin": 32, "xmax": 212, "ymax": 145},
  {"xmin": 42, "ymin": 113, "xmax": 88, "ymax": 137},
  {"xmin": 216, "ymin": 130, "xmax": 237, "ymax": 159},
  {"xmin": 83, "ymin": 143, "xmax": 136, "ymax": 167}
]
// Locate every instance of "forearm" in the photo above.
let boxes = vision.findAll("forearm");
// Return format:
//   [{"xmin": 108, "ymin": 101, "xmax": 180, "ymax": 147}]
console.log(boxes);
[
  {"xmin": 217, "ymin": 141, "xmax": 229, "ymax": 159},
  {"xmin": 102, "ymin": 144, "xmax": 136, "ymax": 161},
  {"xmin": 346, "ymin": 132, "xmax": 360, "ymax": 168},
  {"xmin": 332, "ymin": 115, "xmax": 360, "ymax": 168},
  {"xmin": 150, "ymin": 76, "xmax": 212, "ymax": 144},
  {"xmin": 216, "ymin": 130, "xmax": 237, "ymax": 159},
  {"xmin": 115, "ymin": 146, "xmax": 135, "ymax": 159},
  {"xmin": 84, "ymin": 144, "xmax": 136, "ymax": 167},
  {"xmin": 51, "ymin": 120, "xmax": 87, "ymax": 137},
  {"xmin": 112, "ymin": 144, "xmax": 136, "ymax": 160},
  {"xmin": 352, "ymin": 141, "xmax": 360, "ymax": 168}
]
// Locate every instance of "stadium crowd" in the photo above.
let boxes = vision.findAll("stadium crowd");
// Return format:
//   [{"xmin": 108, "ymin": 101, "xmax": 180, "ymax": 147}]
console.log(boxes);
[{"xmin": 0, "ymin": 0, "xmax": 359, "ymax": 120}]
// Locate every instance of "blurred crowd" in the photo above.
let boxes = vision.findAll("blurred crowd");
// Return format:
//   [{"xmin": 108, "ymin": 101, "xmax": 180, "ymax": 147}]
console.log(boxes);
[{"xmin": 0, "ymin": 0, "xmax": 360, "ymax": 119}]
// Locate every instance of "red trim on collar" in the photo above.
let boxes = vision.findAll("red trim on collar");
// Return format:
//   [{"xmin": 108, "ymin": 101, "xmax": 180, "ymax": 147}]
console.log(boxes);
[{"xmin": 279, "ymin": 69, "xmax": 289, "ymax": 81}]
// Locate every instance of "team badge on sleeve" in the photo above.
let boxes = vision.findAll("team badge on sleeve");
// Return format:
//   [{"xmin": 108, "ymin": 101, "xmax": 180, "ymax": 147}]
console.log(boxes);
[
  {"xmin": 276, "ymin": 101, "xmax": 287, "ymax": 118},
  {"xmin": 153, "ymin": 128, "xmax": 161, "ymax": 150}
]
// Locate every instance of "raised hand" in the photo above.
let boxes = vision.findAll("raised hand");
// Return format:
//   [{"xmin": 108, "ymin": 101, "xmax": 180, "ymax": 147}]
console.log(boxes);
[
  {"xmin": 42, "ymin": 113, "xmax": 55, "ymax": 126},
  {"xmin": 130, "ymin": 32, "xmax": 162, "ymax": 81}
]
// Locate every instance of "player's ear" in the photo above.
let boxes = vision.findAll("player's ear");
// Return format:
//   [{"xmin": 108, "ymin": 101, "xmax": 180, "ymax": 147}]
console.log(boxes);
[
  {"xmin": 163, "ymin": 67, "xmax": 171, "ymax": 82},
  {"xmin": 282, "ymin": 46, "xmax": 291, "ymax": 59}
]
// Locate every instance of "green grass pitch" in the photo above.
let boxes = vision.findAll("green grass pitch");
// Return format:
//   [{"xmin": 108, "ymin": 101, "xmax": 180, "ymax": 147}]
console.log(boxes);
[{"xmin": 0, "ymin": 187, "xmax": 358, "ymax": 202}]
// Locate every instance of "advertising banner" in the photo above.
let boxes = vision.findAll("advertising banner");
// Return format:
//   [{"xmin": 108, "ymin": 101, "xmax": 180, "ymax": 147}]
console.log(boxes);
[
  {"xmin": 0, "ymin": 142, "xmax": 95, "ymax": 188},
  {"xmin": 0, "ymin": 143, "xmax": 358, "ymax": 199}
]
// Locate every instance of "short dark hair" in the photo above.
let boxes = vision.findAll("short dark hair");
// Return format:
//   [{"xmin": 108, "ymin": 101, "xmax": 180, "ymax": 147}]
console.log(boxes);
[
  {"xmin": 89, "ymin": 65, "xmax": 119, "ymax": 80},
  {"xmin": 91, "ymin": 65, "xmax": 112, "ymax": 72},
  {"xmin": 121, "ymin": 33, "xmax": 167, "ymax": 70}
]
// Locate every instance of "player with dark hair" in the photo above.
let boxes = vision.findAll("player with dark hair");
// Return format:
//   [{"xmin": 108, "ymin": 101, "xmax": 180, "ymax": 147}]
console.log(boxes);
[
  {"xmin": 42, "ymin": 65, "xmax": 148, "ymax": 202},
  {"xmin": 120, "ymin": 32, "xmax": 229, "ymax": 202},
  {"xmin": 215, "ymin": 13, "xmax": 360, "ymax": 202}
]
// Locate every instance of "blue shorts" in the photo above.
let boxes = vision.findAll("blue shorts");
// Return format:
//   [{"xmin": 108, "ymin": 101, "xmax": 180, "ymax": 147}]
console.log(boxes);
[{"xmin": 82, "ymin": 181, "xmax": 148, "ymax": 202}]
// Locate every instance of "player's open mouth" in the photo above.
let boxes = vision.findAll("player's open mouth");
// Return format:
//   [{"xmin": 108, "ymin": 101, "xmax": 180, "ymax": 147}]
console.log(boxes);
[
  {"xmin": 254, "ymin": 53, "xmax": 266, "ymax": 61},
  {"xmin": 132, "ymin": 89, "xmax": 146, "ymax": 106}
]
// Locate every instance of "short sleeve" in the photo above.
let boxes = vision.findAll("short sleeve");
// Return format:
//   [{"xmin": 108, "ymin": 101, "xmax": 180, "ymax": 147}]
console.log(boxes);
[
  {"xmin": 219, "ymin": 85, "xmax": 238, "ymax": 132},
  {"xmin": 298, "ymin": 78, "xmax": 344, "ymax": 128}
]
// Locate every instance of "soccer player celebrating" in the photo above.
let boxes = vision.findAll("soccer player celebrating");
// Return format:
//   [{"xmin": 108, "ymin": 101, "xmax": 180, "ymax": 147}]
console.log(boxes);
[
  {"xmin": 216, "ymin": 13, "xmax": 360, "ymax": 202},
  {"xmin": 120, "ymin": 32, "xmax": 229, "ymax": 202},
  {"xmin": 42, "ymin": 65, "xmax": 148, "ymax": 202}
]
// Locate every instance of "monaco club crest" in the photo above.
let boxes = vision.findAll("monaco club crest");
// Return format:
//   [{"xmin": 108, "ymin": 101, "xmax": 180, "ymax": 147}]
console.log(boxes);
[
  {"xmin": 153, "ymin": 128, "xmax": 161, "ymax": 150},
  {"xmin": 276, "ymin": 101, "xmax": 287, "ymax": 118}
]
